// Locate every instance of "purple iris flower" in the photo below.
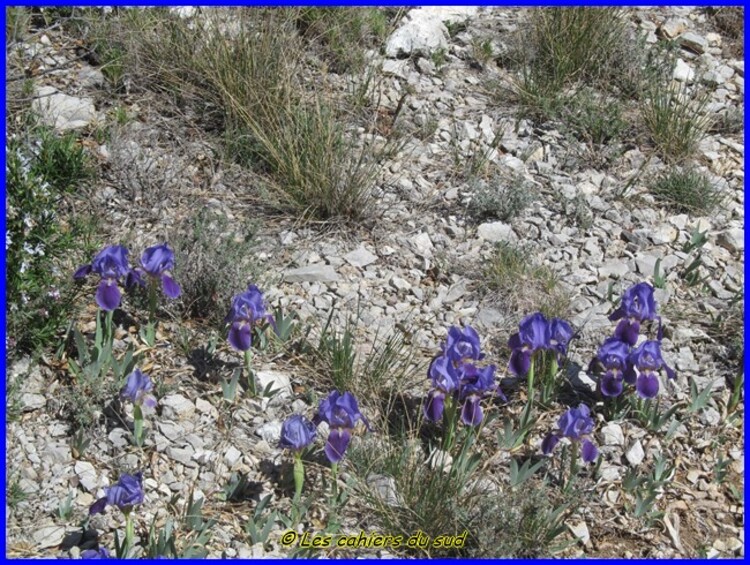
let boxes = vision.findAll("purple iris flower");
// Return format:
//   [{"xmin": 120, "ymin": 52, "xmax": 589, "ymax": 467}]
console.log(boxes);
[
  {"xmin": 590, "ymin": 337, "xmax": 636, "ymax": 397},
  {"xmin": 508, "ymin": 312, "xmax": 550, "ymax": 376},
  {"xmin": 89, "ymin": 472, "xmax": 145, "ymax": 516},
  {"xmin": 549, "ymin": 318, "xmax": 574, "ymax": 357},
  {"xmin": 73, "ymin": 245, "xmax": 131, "ymax": 311},
  {"xmin": 314, "ymin": 391, "xmax": 370, "ymax": 463},
  {"xmin": 120, "ymin": 369, "xmax": 157, "ymax": 408},
  {"xmin": 609, "ymin": 282, "xmax": 659, "ymax": 346},
  {"xmin": 509, "ymin": 313, "xmax": 575, "ymax": 376},
  {"xmin": 542, "ymin": 404, "xmax": 598, "ymax": 463},
  {"xmin": 279, "ymin": 414, "xmax": 317, "ymax": 452},
  {"xmin": 129, "ymin": 244, "xmax": 181, "ymax": 299},
  {"xmin": 457, "ymin": 363, "xmax": 503, "ymax": 426},
  {"xmin": 81, "ymin": 547, "xmax": 109, "ymax": 559},
  {"xmin": 442, "ymin": 326, "xmax": 484, "ymax": 363},
  {"xmin": 423, "ymin": 355, "xmax": 461, "ymax": 422},
  {"xmin": 628, "ymin": 340, "xmax": 676, "ymax": 399},
  {"xmin": 225, "ymin": 284, "xmax": 273, "ymax": 351}
]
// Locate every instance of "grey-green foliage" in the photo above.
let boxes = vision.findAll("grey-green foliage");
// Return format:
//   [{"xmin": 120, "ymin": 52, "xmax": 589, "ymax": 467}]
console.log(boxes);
[
  {"xmin": 468, "ymin": 172, "xmax": 535, "ymax": 222},
  {"xmin": 171, "ymin": 206, "xmax": 260, "ymax": 330}
]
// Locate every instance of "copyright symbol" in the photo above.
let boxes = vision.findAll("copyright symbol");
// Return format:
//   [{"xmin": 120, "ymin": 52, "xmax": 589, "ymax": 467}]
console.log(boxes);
[{"xmin": 280, "ymin": 530, "xmax": 297, "ymax": 546}]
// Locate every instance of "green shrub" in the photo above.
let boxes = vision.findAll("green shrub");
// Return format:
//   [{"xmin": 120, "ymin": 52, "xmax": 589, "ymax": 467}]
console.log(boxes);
[
  {"xmin": 5, "ymin": 128, "xmax": 97, "ymax": 356},
  {"xmin": 558, "ymin": 88, "xmax": 627, "ymax": 145},
  {"xmin": 648, "ymin": 167, "xmax": 723, "ymax": 215}
]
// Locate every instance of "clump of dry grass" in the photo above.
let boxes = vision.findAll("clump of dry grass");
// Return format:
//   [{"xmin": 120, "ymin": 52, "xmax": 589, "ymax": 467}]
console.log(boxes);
[
  {"xmin": 94, "ymin": 8, "xmax": 381, "ymax": 223},
  {"xmin": 482, "ymin": 243, "xmax": 571, "ymax": 323}
]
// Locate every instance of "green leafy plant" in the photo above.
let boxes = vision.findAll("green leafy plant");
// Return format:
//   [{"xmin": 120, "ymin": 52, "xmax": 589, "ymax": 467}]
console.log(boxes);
[
  {"xmin": 687, "ymin": 377, "xmax": 715, "ymax": 414},
  {"xmin": 245, "ymin": 493, "xmax": 279, "ymax": 546},
  {"xmin": 6, "ymin": 129, "xmax": 97, "ymax": 356},
  {"xmin": 510, "ymin": 457, "xmax": 547, "ymax": 488}
]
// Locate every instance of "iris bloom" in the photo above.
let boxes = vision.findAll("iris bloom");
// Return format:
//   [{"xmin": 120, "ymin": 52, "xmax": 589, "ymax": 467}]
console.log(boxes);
[
  {"xmin": 542, "ymin": 404, "xmax": 598, "ymax": 463},
  {"xmin": 279, "ymin": 414, "xmax": 317, "ymax": 452},
  {"xmin": 73, "ymin": 245, "xmax": 131, "ymax": 311},
  {"xmin": 128, "ymin": 243, "xmax": 181, "ymax": 299},
  {"xmin": 628, "ymin": 340, "xmax": 676, "ymax": 399},
  {"xmin": 121, "ymin": 369, "xmax": 157, "ymax": 408},
  {"xmin": 609, "ymin": 282, "xmax": 659, "ymax": 346},
  {"xmin": 457, "ymin": 362, "xmax": 503, "ymax": 426},
  {"xmin": 508, "ymin": 312, "xmax": 574, "ymax": 376},
  {"xmin": 80, "ymin": 548, "xmax": 109, "ymax": 559},
  {"xmin": 314, "ymin": 391, "xmax": 370, "ymax": 463},
  {"xmin": 226, "ymin": 284, "xmax": 273, "ymax": 351},
  {"xmin": 442, "ymin": 326, "xmax": 484, "ymax": 363},
  {"xmin": 423, "ymin": 355, "xmax": 461, "ymax": 422},
  {"xmin": 90, "ymin": 472, "xmax": 145, "ymax": 516},
  {"xmin": 591, "ymin": 337, "xmax": 636, "ymax": 397}
]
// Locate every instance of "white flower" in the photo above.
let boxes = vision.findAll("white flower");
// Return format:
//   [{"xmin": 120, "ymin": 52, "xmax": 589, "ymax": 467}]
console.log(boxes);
[{"xmin": 5, "ymin": 230, "xmax": 11, "ymax": 250}]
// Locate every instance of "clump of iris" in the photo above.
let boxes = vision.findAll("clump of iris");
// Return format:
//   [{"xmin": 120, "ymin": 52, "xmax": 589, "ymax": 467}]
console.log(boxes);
[
  {"xmin": 90, "ymin": 472, "xmax": 145, "ymax": 557},
  {"xmin": 128, "ymin": 243, "xmax": 181, "ymax": 344},
  {"xmin": 589, "ymin": 283, "xmax": 676, "ymax": 408},
  {"xmin": 507, "ymin": 313, "xmax": 574, "ymax": 406},
  {"xmin": 608, "ymin": 282, "xmax": 661, "ymax": 345},
  {"xmin": 424, "ymin": 326, "xmax": 504, "ymax": 451},
  {"xmin": 279, "ymin": 414, "xmax": 317, "ymax": 503},
  {"xmin": 542, "ymin": 404, "xmax": 599, "ymax": 489},
  {"xmin": 225, "ymin": 284, "xmax": 274, "ymax": 396},
  {"xmin": 313, "ymin": 390, "xmax": 370, "ymax": 494},
  {"xmin": 74, "ymin": 245, "xmax": 131, "ymax": 312},
  {"xmin": 74, "ymin": 245, "xmax": 131, "ymax": 345},
  {"xmin": 120, "ymin": 369, "xmax": 157, "ymax": 447}
]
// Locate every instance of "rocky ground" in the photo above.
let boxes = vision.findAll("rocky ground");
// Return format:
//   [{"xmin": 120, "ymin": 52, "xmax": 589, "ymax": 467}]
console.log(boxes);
[{"xmin": 5, "ymin": 6, "xmax": 744, "ymax": 558}]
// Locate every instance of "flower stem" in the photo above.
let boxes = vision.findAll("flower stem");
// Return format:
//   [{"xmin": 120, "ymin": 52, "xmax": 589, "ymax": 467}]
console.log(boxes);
[
  {"xmin": 124, "ymin": 510, "xmax": 134, "ymax": 558},
  {"xmin": 148, "ymin": 280, "xmax": 158, "ymax": 325},
  {"xmin": 331, "ymin": 463, "xmax": 338, "ymax": 499},
  {"xmin": 133, "ymin": 405, "xmax": 144, "ymax": 447},
  {"xmin": 293, "ymin": 452, "xmax": 304, "ymax": 504},
  {"xmin": 244, "ymin": 349, "xmax": 256, "ymax": 397},
  {"xmin": 542, "ymin": 355, "xmax": 559, "ymax": 406},
  {"xmin": 443, "ymin": 396, "xmax": 456, "ymax": 452},
  {"xmin": 527, "ymin": 357, "xmax": 536, "ymax": 404},
  {"xmin": 105, "ymin": 309, "xmax": 114, "ymax": 348}
]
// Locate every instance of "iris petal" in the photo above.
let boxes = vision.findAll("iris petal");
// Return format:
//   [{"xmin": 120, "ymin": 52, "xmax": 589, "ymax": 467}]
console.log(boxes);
[
  {"xmin": 424, "ymin": 390, "xmax": 445, "ymax": 422},
  {"xmin": 636, "ymin": 372, "xmax": 660, "ymax": 399},
  {"xmin": 600, "ymin": 372, "xmax": 624, "ymax": 397},
  {"xmin": 541, "ymin": 434, "xmax": 559, "ymax": 455},
  {"xmin": 228, "ymin": 322, "xmax": 252, "ymax": 351},
  {"xmin": 96, "ymin": 280, "xmax": 121, "ymax": 311},
  {"xmin": 581, "ymin": 439, "xmax": 598, "ymax": 463},
  {"xmin": 161, "ymin": 274, "xmax": 181, "ymax": 299},
  {"xmin": 508, "ymin": 349, "xmax": 531, "ymax": 377},
  {"xmin": 461, "ymin": 396, "xmax": 483, "ymax": 426},
  {"xmin": 325, "ymin": 428, "xmax": 351, "ymax": 463},
  {"xmin": 73, "ymin": 264, "xmax": 92, "ymax": 279},
  {"xmin": 89, "ymin": 496, "xmax": 108, "ymax": 515}
]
